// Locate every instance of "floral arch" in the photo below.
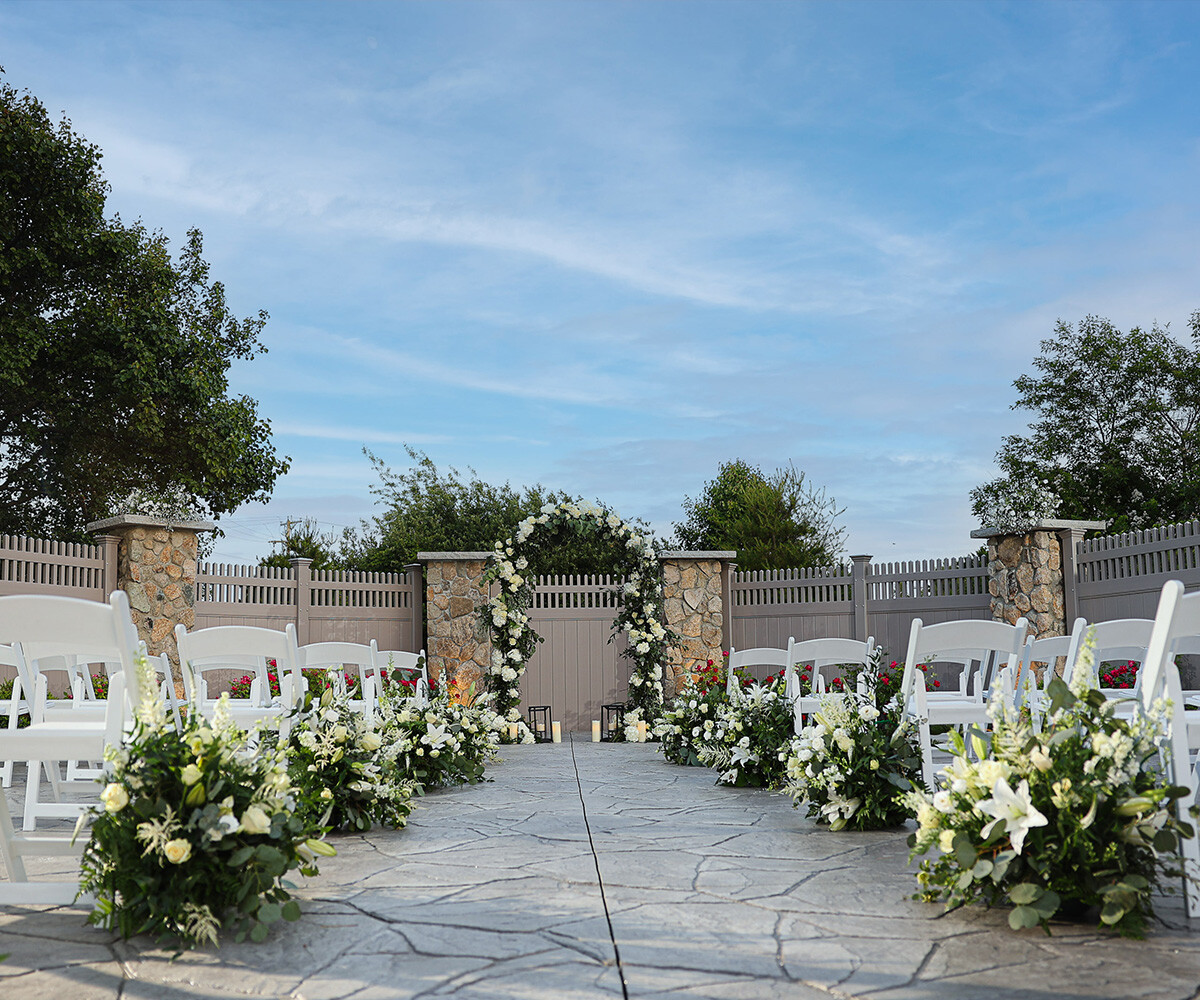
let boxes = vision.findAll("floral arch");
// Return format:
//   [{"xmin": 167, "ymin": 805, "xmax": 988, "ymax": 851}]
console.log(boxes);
[{"xmin": 481, "ymin": 501, "xmax": 678, "ymax": 740}]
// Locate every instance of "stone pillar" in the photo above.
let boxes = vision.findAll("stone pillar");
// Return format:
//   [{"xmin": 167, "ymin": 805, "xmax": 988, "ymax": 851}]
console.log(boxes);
[
  {"xmin": 88, "ymin": 514, "xmax": 216, "ymax": 668},
  {"xmin": 972, "ymin": 519, "xmax": 1106, "ymax": 639},
  {"xmin": 660, "ymin": 551, "xmax": 736, "ymax": 693},
  {"xmin": 418, "ymin": 552, "xmax": 491, "ymax": 688}
]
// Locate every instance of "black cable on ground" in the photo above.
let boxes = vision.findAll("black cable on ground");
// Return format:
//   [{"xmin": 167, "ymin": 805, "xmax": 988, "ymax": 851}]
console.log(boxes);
[{"xmin": 568, "ymin": 731, "xmax": 631, "ymax": 1000}]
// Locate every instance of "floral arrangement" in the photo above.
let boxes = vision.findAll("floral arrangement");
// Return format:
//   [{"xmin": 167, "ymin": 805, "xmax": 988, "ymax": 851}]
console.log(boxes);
[
  {"xmin": 79, "ymin": 653, "xmax": 331, "ymax": 947},
  {"xmin": 969, "ymin": 473, "xmax": 1062, "ymax": 533},
  {"xmin": 480, "ymin": 500, "xmax": 677, "ymax": 736},
  {"xmin": 905, "ymin": 634, "xmax": 1196, "ymax": 938},
  {"xmin": 283, "ymin": 678, "xmax": 413, "ymax": 832},
  {"xmin": 230, "ymin": 665, "xmax": 361, "ymax": 701},
  {"xmin": 694, "ymin": 676, "xmax": 795, "ymax": 788},
  {"xmin": 653, "ymin": 656, "xmax": 733, "ymax": 765},
  {"xmin": 782, "ymin": 683, "xmax": 922, "ymax": 831},
  {"xmin": 109, "ymin": 483, "xmax": 208, "ymax": 524},
  {"xmin": 375, "ymin": 682, "xmax": 505, "ymax": 789}
]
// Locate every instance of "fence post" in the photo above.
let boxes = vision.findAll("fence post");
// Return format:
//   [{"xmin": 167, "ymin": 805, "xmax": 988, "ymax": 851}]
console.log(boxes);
[
  {"xmin": 98, "ymin": 533, "xmax": 119, "ymax": 597},
  {"xmin": 1057, "ymin": 527, "xmax": 1088, "ymax": 628},
  {"xmin": 850, "ymin": 554, "xmax": 871, "ymax": 642},
  {"xmin": 404, "ymin": 562, "xmax": 425, "ymax": 652},
  {"xmin": 290, "ymin": 557, "xmax": 313, "ymax": 645},
  {"xmin": 721, "ymin": 558, "xmax": 737, "ymax": 653}
]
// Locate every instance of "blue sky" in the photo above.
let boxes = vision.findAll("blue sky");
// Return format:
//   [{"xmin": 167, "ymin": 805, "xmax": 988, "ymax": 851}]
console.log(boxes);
[{"xmin": 4, "ymin": 1, "xmax": 1199, "ymax": 564}]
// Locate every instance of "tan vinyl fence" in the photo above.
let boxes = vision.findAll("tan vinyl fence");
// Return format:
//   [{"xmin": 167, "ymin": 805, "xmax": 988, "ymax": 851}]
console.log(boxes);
[
  {"xmin": 1075, "ymin": 520, "xmax": 1200, "ymax": 621},
  {"xmin": 519, "ymin": 573, "xmax": 630, "ymax": 732},
  {"xmin": 0, "ymin": 534, "xmax": 110, "ymax": 601}
]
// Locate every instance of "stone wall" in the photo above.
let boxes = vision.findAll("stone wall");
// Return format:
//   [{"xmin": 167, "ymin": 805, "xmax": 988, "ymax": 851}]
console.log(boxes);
[
  {"xmin": 421, "ymin": 553, "xmax": 492, "ymax": 688},
  {"xmin": 986, "ymin": 530, "xmax": 1064, "ymax": 638},
  {"xmin": 661, "ymin": 554, "xmax": 731, "ymax": 693}
]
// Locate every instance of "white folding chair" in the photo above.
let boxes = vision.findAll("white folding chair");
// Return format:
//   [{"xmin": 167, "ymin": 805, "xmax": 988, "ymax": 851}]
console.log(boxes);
[
  {"xmin": 377, "ymin": 648, "xmax": 430, "ymax": 706},
  {"xmin": 0, "ymin": 644, "xmax": 31, "ymax": 787},
  {"xmin": 175, "ymin": 623, "xmax": 303, "ymax": 731},
  {"xmin": 1134, "ymin": 580, "xmax": 1200, "ymax": 918},
  {"xmin": 899, "ymin": 617, "xmax": 1029, "ymax": 790},
  {"xmin": 787, "ymin": 637, "xmax": 875, "ymax": 733},
  {"xmin": 725, "ymin": 642, "xmax": 794, "ymax": 702},
  {"xmin": 1063, "ymin": 617, "xmax": 1155, "ymax": 703},
  {"xmin": 1010, "ymin": 619, "xmax": 1087, "ymax": 719},
  {"xmin": 299, "ymin": 641, "xmax": 380, "ymax": 723},
  {"xmin": 0, "ymin": 592, "xmax": 140, "ymax": 903}
]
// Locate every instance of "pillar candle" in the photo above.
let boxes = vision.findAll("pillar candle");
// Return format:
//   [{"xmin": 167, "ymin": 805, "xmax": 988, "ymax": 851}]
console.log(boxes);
[
  {"xmin": 591, "ymin": 720, "xmax": 601, "ymax": 742},
  {"xmin": 637, "ymin": 720, "xmax": 648, "ymax": 742},
  {"xmin": 552, "ymin": 721, "xmax": 562, "ymax": 743},
  {"xmin": 537, "ymin": 722, "xmax": 546, "ymax": 733},
  {"xmin": 508, "ymin": 722, "xmax": 518, "ymax": 742}
]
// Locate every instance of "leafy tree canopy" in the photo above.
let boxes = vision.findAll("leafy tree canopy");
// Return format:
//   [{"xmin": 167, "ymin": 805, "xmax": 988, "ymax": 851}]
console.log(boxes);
[
  {"xmin": 672, "ymin": 460, "xmax": 845, "ymax": 571},
  {"xmin": 0, "ymin": 72, "xmax": 288, "ymax": 539},
  {"xmin": 346, "ymin": 447, "xmax": 649, "ymax": 576},
  {"xmin": 974, "ymin": 312, "xmax": 1200, "ymax": 533},
  {"xmin": 260, "ymin": 518, "xmax": 353, "ymax": 572}
]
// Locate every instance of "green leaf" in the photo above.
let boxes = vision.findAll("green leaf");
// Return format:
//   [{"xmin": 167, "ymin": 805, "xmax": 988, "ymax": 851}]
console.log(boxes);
[
  {"xmin": 1153, "ymin": 829, "xmax": 1177, "ymax": 853},
  {"xmin": 228, "ymin": 846, "xmax": 254, "ymax": 867},
  {"xmin": 1046, "ymin": 677, "xmax": 1075, "ymax": 714},
  {"xmin": 971, "ymin": 859, "xmax": 994, "ymax": 879},
  {"xmin": 1100, "ymin": 899, "xmax": 1127, "ymax": 926},
  {"xmin": 258, "ymin": 902, "xmax": 281, "ymax": 925},
  {"xmin": 952, "ymin": 831, "xmax": 977, "ymax": 869},
  {"xmin": 281, "ymin": 900, "xmax": 302, "ymax": 922},
  {"xmin": 1008, "ymin": 905, "xmax": 1041, "ymax": 930},
  {"xmin": 1031, "ymin": 890, "xmax": 1060, "ymax": 918},
  {"xmin": 1008, "ymin": 883, "xmax": 1042, "ymax": 905},
  {"xmin": 250, "ymin": 921, "xmax": 270, "ymax": 943}
]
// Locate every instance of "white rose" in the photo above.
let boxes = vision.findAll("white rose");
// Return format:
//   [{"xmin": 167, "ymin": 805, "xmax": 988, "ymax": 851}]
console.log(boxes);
[
  {"xmin": 360, "ymin": 732, "xmax": 383, "ymax": 752},
  {"xmin": 163, "ymin": 838, "xmax": 192, "ymax": 864},
  {"xmin": 101, "ymin": 782, "xmax": 129, "ymax": 813},
  {"xmin": 239, "ymin": 806, "xmax": 272, "ymax": 835}
]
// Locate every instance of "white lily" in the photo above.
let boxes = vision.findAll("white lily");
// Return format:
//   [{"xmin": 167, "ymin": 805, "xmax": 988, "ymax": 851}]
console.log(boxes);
[{"xmin": 979, "ymin": 777, "xmax": 1048, "ymax": 854}]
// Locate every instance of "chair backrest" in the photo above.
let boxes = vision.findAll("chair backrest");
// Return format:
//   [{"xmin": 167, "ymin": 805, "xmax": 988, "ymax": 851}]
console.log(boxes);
[
  {"xmin": 0, "ymin": 592, "xmax": 143, "ymax": 709},
  {"xmin": 175, "ymin": 623, "xmax": 301, "ymax": 707},
  {"xmin": 786, "ymin": 636, "xmax": 875, "ymax": 699},
  {"xmin": 301, "ymin": 640, "xmax": 378, "ymax": 698},
  {"xmin": 1138, "ymin": 582, "xmax": 1200, "ymax": 707},
  {"xmin": 1063, "ymin": 617, "xmax": 1155, "ymax": 688},
  {"xmin": 900, "ymin": 617, "xmax": 1028, "ymax": 713},
  {"xmin": 726, "ymin": 641, "xmax": 794, "ymax": 697},
  {"xmin": 1015, "ymin": 618, "xmax": 1087, "ymax": 697}
]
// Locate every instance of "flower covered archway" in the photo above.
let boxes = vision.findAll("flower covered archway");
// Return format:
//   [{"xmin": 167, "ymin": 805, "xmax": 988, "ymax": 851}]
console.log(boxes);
[{"xmin": 480, "ymin": 501, "xmax": 678, "ymax": 740}]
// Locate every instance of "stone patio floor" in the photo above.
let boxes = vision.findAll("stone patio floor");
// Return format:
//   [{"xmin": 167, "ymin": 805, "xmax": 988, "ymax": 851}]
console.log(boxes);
[{"xmin": 2, "ymin": 737, "xmax": 1199, "ymax": 999}]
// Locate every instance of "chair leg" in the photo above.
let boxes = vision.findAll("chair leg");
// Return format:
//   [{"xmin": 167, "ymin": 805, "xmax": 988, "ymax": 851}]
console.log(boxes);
[
  {"xmin": 0, "ymin": 795, "xmax": 29, "ymax": 881},
  {"xmin": 22, "ymin": 761, "xmax": 42, "ymax": 832}
]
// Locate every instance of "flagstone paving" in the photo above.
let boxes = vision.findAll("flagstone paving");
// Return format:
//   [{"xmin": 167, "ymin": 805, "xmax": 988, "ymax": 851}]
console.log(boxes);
[{"xmin": 2, "ymin": 738, "xmax": 1199, "ymax": 999}]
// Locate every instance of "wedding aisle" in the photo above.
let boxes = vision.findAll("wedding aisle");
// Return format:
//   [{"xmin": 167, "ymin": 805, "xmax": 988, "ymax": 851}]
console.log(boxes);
[{"xmin": 2, "ymin": 739, "xmax": 1198, "ymax": 999}]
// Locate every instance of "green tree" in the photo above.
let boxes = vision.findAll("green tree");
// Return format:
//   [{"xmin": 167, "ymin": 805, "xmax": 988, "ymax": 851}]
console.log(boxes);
[
  {"xmin": 975, "ymin": 313, "xmax": 1200, "ymax": 533},
  {"xmin": 259, "ymin": 518, "xmax": 351, "ymax": 572},
  {"xmin": 348, "ymin": 447, "xmax": 640, "ymax": 575},
  {"xmin": 0, "ymin": 73, "xmax": 288, "ymax": 539},
  {"xmin": 673, "ymin": 460, "xmax": 845, "ymax": 571}
]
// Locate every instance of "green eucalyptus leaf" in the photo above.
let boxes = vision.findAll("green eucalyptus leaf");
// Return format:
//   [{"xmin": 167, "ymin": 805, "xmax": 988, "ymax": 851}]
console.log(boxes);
[
  {"xmin": 1008, "ymin": 883, "xmax": 1042, "ymax": 905},
  {"xmin": 1008, "ymin": 905, "xmax": 1041, "ymax": 930}
]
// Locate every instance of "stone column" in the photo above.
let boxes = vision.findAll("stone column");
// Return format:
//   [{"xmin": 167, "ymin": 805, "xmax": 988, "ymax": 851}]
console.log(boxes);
[
  {"xmin": 660, "ymin": 551, "xmax": 736, "ymax": 694},
  {"xmin": 418, "ymin": 552, "xmax": 492, "ymax": 688},
  {"xmin": 971, "ymin": 519, "xmax": 1106, "ymax": 639},
  {"xmin": 88, "ymin": 514, "xmax": 216, "ymax": 669}
]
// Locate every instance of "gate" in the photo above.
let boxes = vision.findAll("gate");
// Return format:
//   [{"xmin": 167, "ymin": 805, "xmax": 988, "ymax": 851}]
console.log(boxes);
[{"xmin": 518, "ymin": 574, "xmax": 629, "ymax": 732}]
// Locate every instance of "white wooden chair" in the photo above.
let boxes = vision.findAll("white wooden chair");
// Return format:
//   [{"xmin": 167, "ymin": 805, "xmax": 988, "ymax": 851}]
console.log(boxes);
[
  {"xmin": 299, "ymin": 640, "xmax": 380, "ymax": 723},
  {"xmin": 786, "ymin": 637, "xmax": 875, "ymax": 733},
  {"xmin": 1133, "ymin": 580, "xmax": 1200, "ymax": 918},
  {"xmin": 899, "ymin": 617, "xmax": 1029, "ymax": 790},
  {"xmin": 174, "ymin": 623, "xmax": 303, "ymax": 731},
  {"xmin": 1063, "ymin": 617, "xmax": 1155, "ymax": 700},
  {"xmin": 725, "ymin": 642, "xmax": 794, "ymax": 702},
  {"xmin": 1009, "ymin": 619, "xmax": 1087, "ymax": 719},
  {"xmin": 0, "ymin": 591, "xmax": 140, "ymax": 904},
  {"xmin": 377, "ymin": 648, "xmax": 430, "ymax": 706}
]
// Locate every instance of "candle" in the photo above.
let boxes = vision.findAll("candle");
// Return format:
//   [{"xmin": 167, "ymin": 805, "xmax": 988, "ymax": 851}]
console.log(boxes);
[
  {"xmin": 591, "ymin": 720, "xmax": 601, "ymax": 742},
  {"xmin": 637, "ymin": 720, "xmax": 647, "ymax": 742},
  {"xmin": 537, "ymin": 722, "xmax": 546, "ymax": 733},
  {"xmin": 508, "ymin": 722, "xmax": 518, "ymax": 742},
  {"xmin": 608, "ymin": 717, "xmax": 617, "ymax": 730},
  {"xmin": 552, "ymin": 721, "xmax": 562, "ymax": 743}
]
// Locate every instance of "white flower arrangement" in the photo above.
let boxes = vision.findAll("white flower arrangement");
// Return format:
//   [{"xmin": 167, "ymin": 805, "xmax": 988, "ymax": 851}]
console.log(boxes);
[{"xmin": 480, "ymin": 501, "xmax": 678, "ymax": 734}]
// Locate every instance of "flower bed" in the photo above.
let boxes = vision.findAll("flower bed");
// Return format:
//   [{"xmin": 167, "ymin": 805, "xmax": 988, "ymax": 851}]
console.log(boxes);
[{"xmin": 695, "ymin": 676, "xmax": 794, "ymax": 788}]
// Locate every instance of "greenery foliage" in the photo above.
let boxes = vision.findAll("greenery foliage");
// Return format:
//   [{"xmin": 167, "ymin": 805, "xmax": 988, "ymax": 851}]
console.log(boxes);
[
  {"xmin": 283, "ymin": 681, "xmax": 414, "ymax": 833},
  {"xmin": 906, "ymin": 649, "xmax": 1196, "ymax": 938},
  {"xmin": 653, "ymin": 655, "xmax": 733, "ymax": 766},
  {"xmin": 783, "ymin": 684, "xmax": 922, "ymax": 831},
  {"xmin": 695, "ymin": 675, "xmax": 795, "ymax": 788},
  {"xmin": 673, "ymin": 460, "xmax": 845, "ymax": 571},
  {"xmin": 79, "ymin": 688, "xmax": 327, "ymax": 948},
  {"xmin": 0, "ymin": 74, "xmax": 288, "ymax": 539},
  {"xmin": 976, "ymin": 312, "xmax": 1200, "ymax": 533}
]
